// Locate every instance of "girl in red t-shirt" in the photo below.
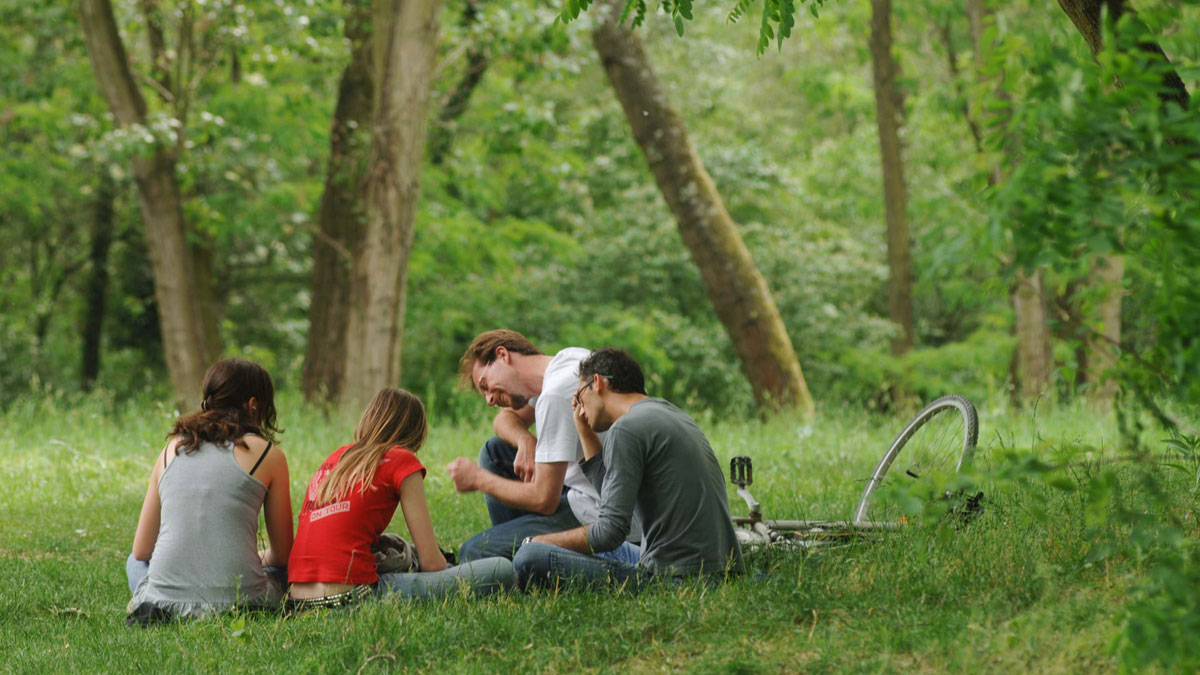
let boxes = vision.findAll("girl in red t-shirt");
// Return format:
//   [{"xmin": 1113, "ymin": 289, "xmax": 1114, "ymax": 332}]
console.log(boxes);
[{"xmin": 288, "ymin": 388, "xmax": 514, "ymax": 606}]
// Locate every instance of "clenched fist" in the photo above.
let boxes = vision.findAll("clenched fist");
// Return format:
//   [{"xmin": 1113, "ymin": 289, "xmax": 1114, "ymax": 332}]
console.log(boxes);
[{"xmin": 445, "ymin": 457, "xmax": 482, "ymax": 492}]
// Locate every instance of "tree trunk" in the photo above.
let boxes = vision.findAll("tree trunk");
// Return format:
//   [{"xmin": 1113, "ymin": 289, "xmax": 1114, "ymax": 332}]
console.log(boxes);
[
  {"xmin": 1053, "ymin": 0, "xmax": 1183, "ymax": 409},
  {"xmin": 1083, "ymin": 255, "xmax": 1123, "ymax": 408},
  {"xmin": 1055, "ymin": 0, "xmax": 1189, "ymax": 108},
  {"xmin": 342, "ymin": 0, "xmax": 443, "ymax": 409},
  {"xmin": 591, "ymin": 0, "xmax": 814, "ymax": 415},
  {"xmin": 79, "ymin": 0, "xmax": 215, "ymax": 411},
  {"xmin": 302, "ymin": 0, "xmax": 374, "ymax": 404},
  {"xmin": 869, "ymin": 0, "xmax": 913, "ymax": 356},
  {"xmin": 1010, "ymin": 269, "xmax": 1054, "ymax": 402},
  {"xmin": 428, "ymin": 0, "xmax": 489, "ymax": 166},
  {"xmin": 968, "ymin": 0, "xmax": 1055, "ymax": 406},
  {"xmin": 81, "ymin": 172, "xmax": 116, "ymax": 390}
]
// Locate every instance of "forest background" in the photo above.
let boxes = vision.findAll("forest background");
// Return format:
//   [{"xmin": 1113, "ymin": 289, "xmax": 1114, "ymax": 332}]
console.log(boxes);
[
  {"xmin": 5, "ymin": 0, "xmax": 1196, "ymax": 420},
  {"xmin": 3, "ymin": 0, "xmax": 1200, "ymax": 671}
]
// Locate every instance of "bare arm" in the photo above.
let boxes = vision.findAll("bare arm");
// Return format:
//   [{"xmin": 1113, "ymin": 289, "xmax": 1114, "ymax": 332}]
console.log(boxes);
[
  {"xmin": 398, "ymin": 472, "xmax": 448, "ymax": 572},
  {"xmin": 446, "ymin": 458, "xmax": 568, "ymax": 515},
  {"xmin": 494, "ymin": 405, "xmax": 537, "ymax": 482},
  {"xmin": 258, "ymin": 446, "xmax": 294, "ymax": 568},
  {"xmin": 131, "ymin": 444, "xmax": 170, "ymax": 561},
  {"xmin": 531, "ymin": 525, "xmax": 592, "ymax": 554},
  {"xmin": 572, "ymin": 397, "xmax": 602, "ymax": 461}
]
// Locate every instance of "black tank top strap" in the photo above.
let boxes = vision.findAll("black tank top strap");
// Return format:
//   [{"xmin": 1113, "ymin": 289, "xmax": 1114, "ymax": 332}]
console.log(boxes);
[{"xmin": 249, "ymin": 442, "xmax": 273, "ymax": 476}]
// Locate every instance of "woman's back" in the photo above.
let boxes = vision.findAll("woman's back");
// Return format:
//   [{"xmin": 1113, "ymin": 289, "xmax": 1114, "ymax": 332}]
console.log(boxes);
[{"xmin": 130, "ymin": 441, "xmax": 275, "ymax": 618}]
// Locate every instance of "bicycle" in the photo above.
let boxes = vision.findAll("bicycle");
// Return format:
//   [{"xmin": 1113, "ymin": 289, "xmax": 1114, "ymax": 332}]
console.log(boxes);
[{"xmin": 730, "ymin": 394, "xmax": 982, "ymax": 549}]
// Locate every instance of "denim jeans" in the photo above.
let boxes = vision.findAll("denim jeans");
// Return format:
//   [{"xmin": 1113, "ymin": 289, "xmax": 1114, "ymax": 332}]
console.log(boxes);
[
  {"xmin": 513, "ymin": 542, "xmax": 654, "ymax": 591},
  {"xmin": 375, "ymin": 557, "xmax": 517, "ymax": 600},
  {"xmin": 125, "ymin": 553, "xmax": 287, "ymax": 595},
  {"xmin": 459, "ymin": 437, "xmax": 643, "ymax": 564},
  {"xmin": 459, "ymin": 437, "xmax": 584, "ymax": 562}
]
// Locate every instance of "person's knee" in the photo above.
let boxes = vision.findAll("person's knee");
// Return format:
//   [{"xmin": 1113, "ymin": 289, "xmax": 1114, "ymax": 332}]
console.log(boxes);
[
  {"xmin": 478, "ymin": 436, "xmax": 514, "ymax": 473},
  {"xmin": 470, "ymin": 557, "xmax": 518, "ymax": 592},
  {"xmin": 513, "ymin": 542, "xmax": 552, "ymax": 588},
  {"xmin": 458, "ymin": 533, "xmax": 487, "ymax": 563}
]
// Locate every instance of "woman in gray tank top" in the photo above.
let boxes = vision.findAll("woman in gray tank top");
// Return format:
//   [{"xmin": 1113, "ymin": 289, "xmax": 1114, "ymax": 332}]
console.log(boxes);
[{"xmin": 125, "ymin": 359, "xmax": 294, "ymax": 624}]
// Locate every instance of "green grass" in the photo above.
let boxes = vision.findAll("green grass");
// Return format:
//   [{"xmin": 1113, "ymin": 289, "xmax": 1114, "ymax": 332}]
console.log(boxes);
[{"xmin": 0, "ymin": 391, "xmax": 1184, "ymax": 672}]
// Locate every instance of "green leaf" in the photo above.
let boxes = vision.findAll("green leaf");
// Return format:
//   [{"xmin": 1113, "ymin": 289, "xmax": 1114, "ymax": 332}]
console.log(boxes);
[
  {"xmin": 674, "ymin": 15, "xmax": 685, "ymax": 36},
  {"xmin": 1047, "ymin": 476, "xmax": 1077, "ymax": 491}
]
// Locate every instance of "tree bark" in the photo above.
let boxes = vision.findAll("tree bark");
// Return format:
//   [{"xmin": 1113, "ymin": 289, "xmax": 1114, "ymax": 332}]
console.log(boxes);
[
  {"xmin": 591, "ymin": 0, "xmax": 814, "ymax": 414},
  {"xmin": 967, "ymin": 0, "xmax": 1055, "ymax": 405},
  {"xmin": 302, "ymin": 0, "xmax": 374, "ymax": 404},
  {"xmin": 79, "ymin": 0, "xmax": 215, "ymax": 410},
  {"xmin": 869, "ymin": 0, "xmax": 913, "ymax": 356},
  {"xmin": 1083, "ymin": 255, "xmax": 1123, "ymax": 407},
  {"xmin": 81, "ymin": 172, "xmax": 116, "ymax": 390},
  {"xmin": 1010, "ymin": 269, "xmax": 1054, "ymax": 402},
  {"xmin": 1053, "ymin": 0, "xmax": 1182, "ymax": 408},
  {"xmin": 428, "ymin": 0, "xmax": 489, "ymax": 166},
  {"xmin": 1056, "ymin": 0, "xmax": 1189, "ymax": 108},
  {"xmin": 342, "ymin": 0, "xmax": 443, "ymax": 409}
]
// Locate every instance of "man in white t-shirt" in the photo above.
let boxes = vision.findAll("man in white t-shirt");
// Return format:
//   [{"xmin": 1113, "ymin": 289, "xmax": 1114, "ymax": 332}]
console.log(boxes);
[{"xmin": 446, "ymin": 329, "xmax": 639, "ymax": 562}]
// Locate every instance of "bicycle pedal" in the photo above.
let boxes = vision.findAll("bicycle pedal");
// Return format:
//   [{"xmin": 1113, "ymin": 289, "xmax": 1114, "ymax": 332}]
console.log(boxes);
[{"xmin": 730, "ymin": 455, "xmax": 753, "ymax": 488}]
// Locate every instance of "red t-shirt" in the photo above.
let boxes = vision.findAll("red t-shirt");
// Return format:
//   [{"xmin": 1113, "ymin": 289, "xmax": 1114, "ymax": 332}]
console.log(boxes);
[{"xmin": 288, "ymin": 444, "xmax": 425, "ymax": 585}]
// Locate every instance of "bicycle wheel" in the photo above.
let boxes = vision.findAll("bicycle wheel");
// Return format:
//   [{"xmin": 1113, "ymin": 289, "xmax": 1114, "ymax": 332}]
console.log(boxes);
[{"xmin": 853, "ymin": 395, "xmax": 978, "ymax": 526}]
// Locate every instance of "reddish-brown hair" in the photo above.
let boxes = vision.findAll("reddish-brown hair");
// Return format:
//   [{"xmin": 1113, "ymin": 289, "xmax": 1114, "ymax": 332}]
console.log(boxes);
[
  {"xmin": 457, "ymin": 329, "xmax": 542, "ymax": 389},
  {"xmin": 169, "ymin": 358, "xmax": 281, "ymax": 453}
]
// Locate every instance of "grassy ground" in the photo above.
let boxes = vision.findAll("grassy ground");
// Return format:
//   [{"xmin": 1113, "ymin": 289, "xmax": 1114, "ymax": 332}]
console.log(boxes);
[{"xmin": 0, "ymin": 391, "xmax": 1177, "ymax": 672}]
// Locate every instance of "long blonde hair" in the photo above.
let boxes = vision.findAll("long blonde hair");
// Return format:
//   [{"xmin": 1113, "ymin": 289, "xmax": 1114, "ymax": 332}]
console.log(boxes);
[{"xmin": 314, "ymin": 388, "xmax": 428, "ymax": 506}]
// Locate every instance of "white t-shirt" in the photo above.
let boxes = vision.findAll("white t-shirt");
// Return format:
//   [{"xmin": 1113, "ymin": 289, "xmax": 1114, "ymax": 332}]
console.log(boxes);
[{"xmin": 531, "ymin": 347, "xmax": 603, "ymax": 525}]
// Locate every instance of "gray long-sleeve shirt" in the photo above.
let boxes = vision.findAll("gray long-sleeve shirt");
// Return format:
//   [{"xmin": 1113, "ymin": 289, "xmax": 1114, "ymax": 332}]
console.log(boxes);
[{"xmin": 581, "ymin": 398, "xmax": 744, "ymax": 577}]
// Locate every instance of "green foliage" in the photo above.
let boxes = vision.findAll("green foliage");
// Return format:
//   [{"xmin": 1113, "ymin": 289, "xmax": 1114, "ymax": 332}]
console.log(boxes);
[
  {"xmin": 986, "ymin": 5, "xmax": 1200, "ymax": 408},
  {"xmin": 582, "ymin": 0, "xmax": 826, "ymax": 54}
]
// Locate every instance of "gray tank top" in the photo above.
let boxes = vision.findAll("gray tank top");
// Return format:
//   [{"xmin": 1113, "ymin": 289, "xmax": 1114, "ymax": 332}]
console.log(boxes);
[{"xmin": 129, "ymin": 440, "xmax": 280, "ymax": 618}]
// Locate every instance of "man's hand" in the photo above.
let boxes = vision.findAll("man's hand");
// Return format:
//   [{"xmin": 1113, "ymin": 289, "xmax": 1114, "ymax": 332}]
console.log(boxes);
[
  {"xmin": 513, "ymin": 436, "xmax": 537, "ymax": 483},
  {"xmin": 445, "ymin": 457, "xmax": 483, "ymax": 492},
  {"xmin": 572, "ymin": 396, "xmax": 590, "ymax": 432},
  {"xmin": 573, "ymin": 397, "xmax": 602, "ymax": 461}
]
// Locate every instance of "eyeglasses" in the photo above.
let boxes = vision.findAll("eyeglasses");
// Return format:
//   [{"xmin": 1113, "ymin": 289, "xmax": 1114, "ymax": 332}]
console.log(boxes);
[
  {"xmin": 574, "ymin": 374, "xmax": 612, "ymax": 408},
  {"xmin": 574, "ymin": 380, "xmax": 594, "ymax": 408},
  {"xmin": 476, "ymin": 360, "xmax": 497, "ymax": 395}
]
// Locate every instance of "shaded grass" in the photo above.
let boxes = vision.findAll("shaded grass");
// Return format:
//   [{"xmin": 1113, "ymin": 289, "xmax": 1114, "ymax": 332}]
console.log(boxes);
[{"xmin": 0, "ymin": 391, "xmax": 1168, "ymax": 672}]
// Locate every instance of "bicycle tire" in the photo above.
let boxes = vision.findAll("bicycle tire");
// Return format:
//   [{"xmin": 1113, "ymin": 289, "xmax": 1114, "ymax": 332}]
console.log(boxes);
[{"xmin": 853, "ymin": 394, "xmax": 978, "ymax": 526}]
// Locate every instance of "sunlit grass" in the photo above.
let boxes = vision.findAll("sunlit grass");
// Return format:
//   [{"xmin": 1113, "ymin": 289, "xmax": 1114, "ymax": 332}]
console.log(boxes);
[{"xmin": 0, "ymin": 391, "xmax": 1159, "ymax": 671}]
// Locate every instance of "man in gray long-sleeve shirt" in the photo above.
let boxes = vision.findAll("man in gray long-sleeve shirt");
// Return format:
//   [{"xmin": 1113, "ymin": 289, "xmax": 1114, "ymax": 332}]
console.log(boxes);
[{"xmin": 513, "ymin": 348, "xmax": 744, "ymax": 589}]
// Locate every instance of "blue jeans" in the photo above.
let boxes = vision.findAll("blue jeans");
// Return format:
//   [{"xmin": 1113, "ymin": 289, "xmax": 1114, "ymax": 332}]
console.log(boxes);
[
  {"xmin": 125, "ymin": 553, "xmax": 287, "ymax": 594},
  {"xmin": 459, "ymin": 437, "xmax": 642, "ymax": 564},
  {"xmin": 375, "ymin": 557, "xmax": 516, "ymax": 600},
  {"xmin": 459, "ymin": 437, "xmax": 584, "ymax": 562},
  {"xmin": 513, "ymin": 542, "xmax": 653, "ymax": 591}
]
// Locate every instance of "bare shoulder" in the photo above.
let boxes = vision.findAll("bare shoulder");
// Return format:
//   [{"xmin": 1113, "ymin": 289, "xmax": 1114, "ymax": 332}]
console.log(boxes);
[
  {"xmin": 235, "ymin": 434, "xmax": 288, "ymax": 477},
  {"xmin": 160, "ymin": 437, "xmax": 182, "ymax": 471}
]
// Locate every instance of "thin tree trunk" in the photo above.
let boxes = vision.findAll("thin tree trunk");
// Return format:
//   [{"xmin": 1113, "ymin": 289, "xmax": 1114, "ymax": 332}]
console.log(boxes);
[
  {"xmin": 302, "ymin": 0, "xmax": 374, "ymax": 404},
  {"xmin": 1053, "ymin": 0, "xmax": 1187, "ymax": 408},
  {"xmin": 342, "ymin": 0, "xmax": 443, "ymax": 409},
  {"xmin": 968, "ymin": 0, "xmax": 1055, "ymax": 406},
  {"xmin": 591, "ymin": 0, "xmax": 814, "ymax": 414},
  {"xmin": 1056, "ymin": 0, "xmax": 1189, "ymax": 108},
  {"xmin": 429, "ymin": 0, "xmax": 489, "ymax": 166},
  {"xmin": 1011, "ymin": 269, "xmax": 1054, "ymax": 402},
  {"xmin": 1083, "ymin": 255, "xmax": 1123, "ymax": 407},
  {"xmin": 81, "ymin": 172, "xmax": 116, "ymax": 390},
  {"xmin": 937, "ymin": 18, "xmax": 982, "ymax": 154},
  {"xmin": 79, "ymin": 0, "xmax": 214, "ymax": 410},
  {"xmin": 869, "ymin": 0, "xmax": 913, "ymax": 356}
]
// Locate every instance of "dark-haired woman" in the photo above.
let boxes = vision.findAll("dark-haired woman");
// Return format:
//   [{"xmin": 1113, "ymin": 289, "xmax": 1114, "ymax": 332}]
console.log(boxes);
[{"xmin": 125, "ymin": 358, "xmax": 294, "ymax": 622}]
